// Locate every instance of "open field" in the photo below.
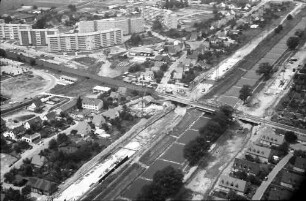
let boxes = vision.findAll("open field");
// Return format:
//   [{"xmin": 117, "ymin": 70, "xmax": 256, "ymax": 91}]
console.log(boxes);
[
  {"xmin": 142, "ymin": 159, "xmax": 182, "ymax": 180},
  {"xmin": 0, "ymin": 73, "xmax": 48, "ymax": 100},
  {"xmin": 190, "ymin": 116, "xmax": 210, "ymax": 130},
  {"xmin": 160, "ymin": 143, "xmax": 185, "ymax": 164},
  {"xmin": 177, "ymin": 130, "xmax": 199, "ymax": 145}
]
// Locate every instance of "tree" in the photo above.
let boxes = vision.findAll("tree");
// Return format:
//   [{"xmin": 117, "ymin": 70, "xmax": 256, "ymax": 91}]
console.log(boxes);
[
  {"xmin": 137, "ymin": 183, "xmax": 164, "ymax": 201},
  {"xmin": 130, "ymin": 33, "xmax": 142, "ymax": 46},
  {"xmin": 286, "ymin": 14, "xmax": 293, "ymax": 20},
  {"xmin": 30, "ymin": 58, "xmax": 36, "ymax": 66},
  {"xmin": 33, "ymin": 5, "xmax": 38, "ymax": 9},
  {"xmin": 33, "ymin": 17, "xmax": 47, "ymax": 29},
  {"xmin": 147, "ymin": 31, "xmax": 153, "ymax": 37},
  {"xmin": 239, "ymin": 85, "xmax": 252, "ymax": 104},
  {"xmin": 160, "ymin": 63, "xmax": 169, "ymax": 72},
  {"xmin": 256, "ymin": 62, "xmax": 273, "ymax": 80},
  {"xmin": 152, "ymin": 18, "xmax": 163, "ymax": 31},
  {"xmin": 68, "ymin": 4, "xmax": 77, "ymax": 12},
  {"xmin": 286, "ymin": 36, "xmax": 300, "ymax": 50},
  {"xmin": 227, "ymin": 190, "xmax": 246, "ymax": 200},
  {"xmin": 220, "ymin": 105, "xmax": 234, "ymax": 119},
  {"xmin": 0, "ymin": 49, "xmax": 7, "ymax": 58},
  {"xmin": 153, "ymin": 166, "xmax": 184, "ymax": 199},
  {"xmin": 76, "ymin": 96, "xmax": 82, "ymax": 110},
  {"xmin": 21, "ymin": 185, "xmax": 31, "ymax": 196},
  {"xmin": 183, "ymin": 137, "xmax": 210, "ymax": 166},
  {"xmin": 57, "ymin": 133, "xmax": 69, "ymax": 145},
  {"xmin": 49, "ymin": 139, "xmax": 58, "ymax": 150},
  {"xmin": 285, "ymin": 131, "xmax": 297, "ymax": 143}
]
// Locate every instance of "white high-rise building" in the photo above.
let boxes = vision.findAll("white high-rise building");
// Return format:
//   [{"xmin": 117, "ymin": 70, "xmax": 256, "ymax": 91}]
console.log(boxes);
[
  {"xmin": 142, "ymin": 6, "xmax": 178, "ymax": 29},
  {"xmin": 46, "ymin": 29, "xmax": 123, "ymax": 52},
  {"xmin": 0, "ymin": 22, "xmax": 32, "ymax": 40},
  {"xmin": 78, "ymin": 17, "xmax": 144, "ymax": 35}
]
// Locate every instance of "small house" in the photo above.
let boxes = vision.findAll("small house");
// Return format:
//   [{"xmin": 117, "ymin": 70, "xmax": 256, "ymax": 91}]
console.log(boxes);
[
  {"xmin": 232, "ymin": 158, "xmax": 261, "ymax": 175},
  {"xmin": 258, "ymin": 127, "xmax": 284, "ymax": 146},
  {"xmin": 82, "ymin": 97, "xmax": 103, "ymax": 111},
  {"xmin": 56, "ymin": 98, "xmax": 77, "ymax": 114},
  {"xmin": 24, "ymin": 116, "xmax": 42, "ymax": 130},
  {"xmin": 118, "ymin": 87, "xmax": 127, "ymax": 96},
  {"xmin": 28, "ymin": 99, "xmax": 44, "ymax": 112},
  {"xmin": 3, "ymin": 125, "xmax": 26, "ymax": 141},
  {"xmin": 42, "ymin": 111, "xmax": 57, "ymax": 122},
  {"xmin": 246, "ymin": 143, "xmax": 272, "ymax": 162},
  {"xmin": 102, "ymin": 108, "xmax": 120, "ymax": 120},
  {"xmin": 218, "ymin": 175, "xmax": 247, "ymax": 193},
  {"xmin": 31, "ymin": 155, "xmax": 46, "ymax": 168},
  {"xmin": 91, "ymin": 114, "xmax": 106, "ymax": 128},
  {"xmin": 293, "ymin": 157, "xmax": 306, "ymax": 173},
  {"xmin": 27, "ymin": 177, "xmax": 57, "ymax": 196},
  {"xmin": 21, "ymin": 133, "xmax": 41, "ymax": 143},
  {"xmin": 280, "ymin": 171, "xmax": 304, "ymax": 189},
  {"xmin": 110, "ymin": 91, "xmax": 120, "ymax": 99},
  {"xmin": 75, "ymin": 121, "xmax": 92, "ymax": 138},
  {"xmin": 92, "ymin": 86, "xmax": 111, "ymax": 94}
]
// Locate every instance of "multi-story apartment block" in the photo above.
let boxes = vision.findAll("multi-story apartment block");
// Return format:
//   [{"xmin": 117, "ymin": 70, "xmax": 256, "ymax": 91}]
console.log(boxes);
[
  {"xmin": 78, "ymin": 17, "xmax": 144, "ymax": 35},
  {"xmin": 46, "ymin": 29, "xmax": 123, "ymax": 52},
  {"xmin": 18, "ymin": 28, "xmax": 59, "ymax": 46},
  {"xmin": 0, "ymin": 22, "xmax": 31, "ymax": 40},
  {"xmin": 142, "ymin": 6, "xmax": 178, "ymax": 29}
]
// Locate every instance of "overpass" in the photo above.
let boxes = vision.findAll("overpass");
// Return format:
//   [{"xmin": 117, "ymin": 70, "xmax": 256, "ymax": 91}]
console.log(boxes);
[{"xmin": 161, "ymin": 94, "xmax": 306, "ymax": 138}]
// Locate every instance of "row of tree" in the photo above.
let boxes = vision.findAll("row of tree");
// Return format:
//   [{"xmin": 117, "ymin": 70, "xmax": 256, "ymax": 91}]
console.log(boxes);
[{"xmin": 183, "ymin": 106, "xmax": 234, "ymax": 166}]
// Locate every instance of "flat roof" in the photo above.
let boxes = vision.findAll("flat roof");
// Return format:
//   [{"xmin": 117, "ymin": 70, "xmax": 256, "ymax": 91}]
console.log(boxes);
[{"xmin": 93, "ymin": 86, "xmax": 111, "ymax": 92}]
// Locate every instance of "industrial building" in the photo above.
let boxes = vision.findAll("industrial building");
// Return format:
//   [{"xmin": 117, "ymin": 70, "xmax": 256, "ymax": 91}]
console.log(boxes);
[{"xmin": 46, "ymin": 29, "xmax": 123, "ymax": 52}]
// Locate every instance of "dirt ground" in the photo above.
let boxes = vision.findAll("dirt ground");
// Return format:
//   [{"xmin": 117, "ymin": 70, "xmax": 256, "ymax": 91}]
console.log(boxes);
[
  {"xmin": 185, "ymin": 122, "xmax": 252, "ymax": 200},
  {"xmin": 0, "ymin": 153, "xmax": 18, "ymax": 180}
]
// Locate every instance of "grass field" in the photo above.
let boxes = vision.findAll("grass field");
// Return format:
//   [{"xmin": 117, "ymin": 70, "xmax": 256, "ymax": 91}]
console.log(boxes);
[
  {"xmin": 161, "ymin": 143, "xmax": 185, "ymax": 164},
  {"xmin": 122, "ymin": 178, "xmax": 151, "ymax": 200},
  {"xmin": 177, "ymin": 130, "xmax": 199, "ymax": 145},
  {"xmin": 190, "ymin": 117, "xmax": 210, "ymax": 130},
  {"xmin": 142, "ymin": 159, "xmax": 182, "ymax": 180}
]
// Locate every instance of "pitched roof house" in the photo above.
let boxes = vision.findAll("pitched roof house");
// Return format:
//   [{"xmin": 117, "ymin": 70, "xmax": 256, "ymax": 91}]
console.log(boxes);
[
  {"xmin": 56, "ymin": 98, "xmax": 77, "ymax": 114},
  {"xmin": 28, "ymin": 99, "xmax": 44, "ymax": 112},
  {"xmin": 246, "ymin": 143, "xmax": 272, "ymax": 162},
  {"xmin": 258, "ymin": 126, "xmax": 284, "ymax": 146},
  {"xmin": 92, "ymin": 114, "xmax": 106, "ymax": 128},
  {"xmin": 102, "ymin": 108, "xmax": 120, "ymax": 120},
  {"xmin": 110, "ymin": 91, "xmax": 120, "ymax": 99},
  {"xmin": 3, "ymin": 125, "xmax": 26, "ymax": 141},
  {"xmin": 232, "ymin": 158, "xmax": 261, "ymax": 175},
  {"xmin": 24, "ymin": 116, "xmax": 42, "ymax": 130},
  {"xmin": 26, "ymin": 177, "xmax": 57, "ymax": 196},
  {"xmin": 118, "ymin": 87, "xmax": 127, "ymax": 96},
  {"xmin": 42, "ymin": 111, "xmax": 57, "ymax": 121},
  {"xmin": 268, "ymin": 187, "xmax": 293, "ymax": 200},
  {"xmin": 82, "ymin": 97, "xmax": 103, "ymax": 111},
  {"xmin": 280, "ymin": 171, "xmax": 304, "ymax": 189},
  {"xmin": 293, "ymin": 157, "xmax": 306, "ymax": 173},
  {"xmin": 218, "ymin": 175, "xmax": 247, "ymax": 192},
  {"xmin": 31, "ymin": 155, "xmax": 46, "ymax": 168},
  {"xmin": 21, "ymin": 133, "xmax": 41, "ymax": 143},
  {"xmin": 75, "ymin": 121, "xmax": 92, "ymax": 138}
]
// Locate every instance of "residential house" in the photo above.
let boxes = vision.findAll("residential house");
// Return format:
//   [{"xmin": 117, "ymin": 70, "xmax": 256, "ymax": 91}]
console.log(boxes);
[
  {"xmin": 24, "ymin": 116, "xmax": 42, "ymax": 130},
  {"xmin": 42, "ymin": 111, "xmax": 57, "ymax": 122},
  {"xmin": 91, "ymin": 114, "xmax": 106, "ymax": 128},
  {"xmin": 75, "ymin": 121, "xmax": 92, "ymax": 138},
  {"xmin": 268, "ymin": 187, "xmax": 293, "ymax": 200},
  {"xmin": 21, "ymin": 133, "xmax": 41, "ymax": 143},
  {"xmin": 246, "ymin": 143, "xmax": 272, "ymax": 162},
  {"xmin": 28, "ymin": 99, "xmax": 44, "ymax": 112},
  {"xmin": 258, "ymin": 127, "xmax": 285, "ymax": 146},
  {"xmin": 92, "ymin": 86, "xmax": 111, "ymax": 94},
  {"xmin": 56, "ymin": 98, "xmax": 77, "ymax": 114},
  {"xmin": 173, "ymin": 70, "xmax": 183, "ymax": 80},
  {"xmin": 118, "ymin": 87, "xmax": 127, "ymax": 96},
  {"xmin": 218, "ymin": 175, "xmax": 247, "ymax": 193},
  {"xmin": 26, "ymin": 177, "xmax": 57, "ymax": 196},
  {"xmin": 280, "ymin": 171, "xmax": 304, "ymax": 189},
  {"xmin": 110, "ymin": 91, "xmax": 120, "ymax": 99},
  {"xmin": 232, "ymin": 158, "xmax": 261, "ymax": 175},
  {"xmin": 167, "ymin": 43, "xmax": 183, "ymax": 56},
  {"xmin": 3, "ymin": 125, "xmax": 26, "ymax": 141},
  {"xmin": 102, "ymin": 108, "xmax": 120, "ymax": 120},
  {"xmin": 139, "ymin": 71, "xmax": 154, "ymax": 82},
  {"xmin": 293, "ymin": 157, "xmax": 306, "ymax": 173},
  {"xmin": 82, "ymin": 97, "xmax": 103, "ymax": 111},
  {"xmin": 31, "ymin": 155, "xmax": 46, "ymax": 168}
]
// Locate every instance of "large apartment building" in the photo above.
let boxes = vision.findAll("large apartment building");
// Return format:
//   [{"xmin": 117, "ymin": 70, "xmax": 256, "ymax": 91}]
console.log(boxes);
[
  {"xmin": 78, "ymin": 17, "xmax": 144, "ymax": 35},
  {"xmin": 0, "ymin": 22, "xmax": 32, "ymax": 40},
  {"xmin": 46, "ymin": 29, "xmax": 123, "ymax": 52},
  {"xmin": 142, "ymin": 6, "xmax": 178, "ymax": 29},
  {"xmin": 18, "ymin": 28, "xmax": 59, "ymax": 46}
]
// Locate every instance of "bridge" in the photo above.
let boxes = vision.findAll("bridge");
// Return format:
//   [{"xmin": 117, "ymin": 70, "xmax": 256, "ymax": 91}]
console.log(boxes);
[{"xmin": 160, "ymin": 94, "xmax": 306, "ymax": 139}]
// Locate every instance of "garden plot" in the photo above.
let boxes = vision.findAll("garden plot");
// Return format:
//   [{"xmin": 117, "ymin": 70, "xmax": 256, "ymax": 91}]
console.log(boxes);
[
  {"xmin": 224, "ymin": 86, "xmax": 241, "ymax": 97},
  {"xmin": 235, "ymin": 78, "xmax": 258, "ymax": 88},
  {"xmin": 142, "ymin": 159, "xmax": 182, "ymax": 180},
  {"xmin": 190, "ymin": 117, "xmax": 210, "ymax": 130},
  {"xmin": 160, "ymin": 143, "xmax": 185, "ymax": 164},
  {"xmin": 122, "ymin": 178, "xmax": 151, "ymax": 200},
  {"xmin": 218, "ymin": 96, "xmax": 240, "ymax": 107},
  {"xmin": 177, "ymin": 130, "xmax": 199, "ymax": 145},
  {"xmin": 1, "ymin": 153, "xmax": 18, "ymax": 180},
  {"xmin": 244, "ymin": 70, "xmax": 262, "ymax": 80}
]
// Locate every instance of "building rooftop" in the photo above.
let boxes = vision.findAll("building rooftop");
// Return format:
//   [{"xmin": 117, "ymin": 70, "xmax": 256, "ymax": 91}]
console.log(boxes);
[
  {"xmin": 281, "ymin": 171, "xmax": 304, "ymax": 186},
  {"xmin": 82, "ymin": 97, "xmax": 103, "ymax": 106},
  {"xmin": 27, "ymin": 177, "xmax": 57, "ymax": 193},
  {"xmin": 219, "ymin": 175, "xmax": 247, "ymax": 192},
  {"xmin": 246, "ymin": 143, "xmax": 272, "ymax": 159},
  {"xmin": 294, "ymin": 157, "xmax": 306, "ymax": 171}
]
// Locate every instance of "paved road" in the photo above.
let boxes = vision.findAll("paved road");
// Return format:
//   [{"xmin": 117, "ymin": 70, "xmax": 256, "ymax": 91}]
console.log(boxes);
[{"xmin": 252, "ymin": 153, "xmax": 293, "ymax": 200}]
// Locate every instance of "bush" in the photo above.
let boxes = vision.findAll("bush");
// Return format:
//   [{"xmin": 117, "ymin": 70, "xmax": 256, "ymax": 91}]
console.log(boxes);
[{"xmin": 285, "ymin": 131, "xmax": 297, "ymax": 143}]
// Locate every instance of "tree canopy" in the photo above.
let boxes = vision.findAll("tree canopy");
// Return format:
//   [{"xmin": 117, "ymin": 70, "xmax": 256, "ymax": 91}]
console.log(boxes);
[
  {"xmin": 68, "ymin": 4, "xmax": 77, "ymax": 12},
  {"xmin": 239, "ymin": 85, "xmax": 252, "ymax": 104},
  {"xmin": 183, "ymin": 136, "xmax": 210, "ymax": 166},
  {"xmin": 256, "ymin": 62, "xmax": 273, "ymax": 80},
  {"xmin": 129, "ymin": 33, "xmax": 143, "ymax": 46},
  {"xmin": 285, "ymin": 131, "xmax": 297, "ymax": 144},
  {"xmin": 152, "ymin": 18, "xmax": 163, "ymax": 31},
  {"xmin": 137, "ymin": 166, "xmax": 184, "ymax": 201},
  {"xmin": 76, "ymin": 96, "xmax": 83, "ymax": 110},
  {"xmin": 286, "ymin": 36, "xmax": 299, "ymax": 50}
]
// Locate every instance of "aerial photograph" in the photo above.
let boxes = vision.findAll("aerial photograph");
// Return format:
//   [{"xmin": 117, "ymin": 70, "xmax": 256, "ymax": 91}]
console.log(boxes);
[{"xmin": 0, "ymin": 0, "xmax": 306, "ymax": 200}]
